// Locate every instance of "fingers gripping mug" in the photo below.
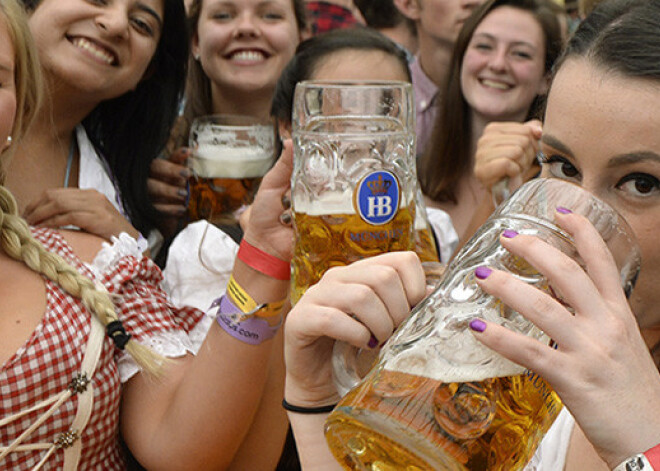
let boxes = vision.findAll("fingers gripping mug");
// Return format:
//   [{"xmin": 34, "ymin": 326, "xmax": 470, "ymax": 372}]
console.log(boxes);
[
  {"xmin": 290, "ymin": 81, "xmax": 418, "ymax": 304},
  {"xmin": 327, "ymin": 178, "xmax": 641, "ymax": 471}
]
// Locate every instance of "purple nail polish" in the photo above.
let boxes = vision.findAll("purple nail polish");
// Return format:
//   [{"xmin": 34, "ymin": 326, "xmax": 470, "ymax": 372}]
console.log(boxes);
[
  {"xmin": 469, "ymin": 319, "xmax": 487, "ymax": 333},
  {"xmin": 475, "ymin": 266, "xmax": 492, "ymax": 280},
  {"xmin": 556, "ymin": 206, "xmax": 572, "ymax": 214},
  {"xmin": 368, "ymin": 335, "xmax": 378, "ymax": 349},
  {"xmin": 502, "ymin": 229, "xmax": 518, "ymax": 238}
]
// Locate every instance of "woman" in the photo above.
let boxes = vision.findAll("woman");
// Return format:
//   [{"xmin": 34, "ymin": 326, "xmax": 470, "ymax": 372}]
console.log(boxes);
[
  {"xmin": 0, "ymin": 3, "xmax": 297, "ymax": 470},
  {"xmin": 3, "ymin": 0, "xmax": 187, "ymax": 249},
  {"xmin": 148, "ymin": 0, "xmax": 308, "ymax": 226},
  {"xmin": 281, "ymin": 0, "xmax": 660, "ymax": 469},
  {"xmin": 418, "ymin": 0, "xmax": 562, "ymax": 241}
]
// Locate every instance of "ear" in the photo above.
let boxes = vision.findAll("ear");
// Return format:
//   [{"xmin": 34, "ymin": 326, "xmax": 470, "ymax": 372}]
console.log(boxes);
[
  {"xmin": 191, "ymin": 32, "xmax": 201, "ymax": 61},
  {"xmin": 394, "ymin": 0, "xmax": 422, "ymax": 21},
  {"xmin": 298, "ymin": 26, "xmax": 312, "ymax": 42}
]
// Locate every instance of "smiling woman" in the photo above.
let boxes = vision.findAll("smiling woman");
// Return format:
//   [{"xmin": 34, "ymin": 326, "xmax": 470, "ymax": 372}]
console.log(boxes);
[
  {"xmin": 418, "ymin": 0, "xmax": 562, "ymax": 242},
  {"xmin": 3, "ymin": 0, "xmax": 187, "ymax": 249}
]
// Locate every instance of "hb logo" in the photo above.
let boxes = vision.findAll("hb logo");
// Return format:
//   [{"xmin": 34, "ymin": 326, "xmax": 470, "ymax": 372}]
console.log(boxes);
[{"xmin": 355, "ymin": 171, "xmax": 400, "ymax": 225}]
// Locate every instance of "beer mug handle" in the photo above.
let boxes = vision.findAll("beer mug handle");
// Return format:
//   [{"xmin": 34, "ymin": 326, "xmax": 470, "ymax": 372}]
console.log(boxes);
[
  {"xmin": 332, "ymin": 340, "xmax": 365, "ymax": 397},
  {"xmin": 331, "ymin": 261, "xmax": 447, "ymax": 397}
]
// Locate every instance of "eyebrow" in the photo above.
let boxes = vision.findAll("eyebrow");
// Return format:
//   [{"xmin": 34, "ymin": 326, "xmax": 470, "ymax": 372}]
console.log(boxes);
[
  {"xmin": 136, "ymin": 2, "xmax": 163, "ymax": 29},
  {"xmin": 542, "ymin": 134, "xmax": 660, "ymax": 167},
  {"xmin": 471, "ymin": 32, "xmax": 537, "ymax": 50},
  {"xmin": 0, "ymin": 62, "xmax": 13, "ymax": 74},
  {"xmin": 607, "ymin": 152, "xmax": 660, "ymax": 167},
  {"xmin": 541, "ymin": 134, "xmax": 574, "ymax": 157}
]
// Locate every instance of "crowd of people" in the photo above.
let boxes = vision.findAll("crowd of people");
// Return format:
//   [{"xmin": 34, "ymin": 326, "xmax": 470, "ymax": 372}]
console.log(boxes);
[{"xmin": 0, "ymin": 0, "xmax": 659, "ymax": 470}]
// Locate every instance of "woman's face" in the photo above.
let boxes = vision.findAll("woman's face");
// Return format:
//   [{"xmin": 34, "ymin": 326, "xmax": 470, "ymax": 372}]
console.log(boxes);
[
  {"xmin": 460, "ymin": 6, "xmax": 548, "ymax": 123},
  {"xmin": 541, "ymin": 58, "xmax": 660, "ymax": 329},
  {"xmin": 193, "ymin": 0, "xmax": 301, "ymax": 96},
  {"xmin": 0, "ymin": 14, "xmax": 16, "ymax": 151},
  {"xmin": 27, "ymin": 0, "xmax": 163, "ymax": 102}
]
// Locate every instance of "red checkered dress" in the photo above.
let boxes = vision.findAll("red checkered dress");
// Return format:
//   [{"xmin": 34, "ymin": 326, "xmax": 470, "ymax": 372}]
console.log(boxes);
[{"xmin": 0, "ymin": 228, "xmax": 204, "ymax": 470}]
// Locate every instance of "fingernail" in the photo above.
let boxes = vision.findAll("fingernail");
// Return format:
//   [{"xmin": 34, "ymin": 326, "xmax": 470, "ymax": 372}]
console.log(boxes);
[
  {"xmin": 556, "ymin": 206, "xmax": 572, "ymax": 214},
  {"xmin": 177, "ymin": 189, "xmax": 188, "ymax": 199},
  {"xmin": 469, "ymin": 319, "xmax": 487, "ymax": 333},
  {"xmin": 368, "ymin": 335, "xmax": 378, "ymax": 349},
  {"xmin": 281, "ymin": 195, "xmax": 291, "ymax": 209},
  {"xmin": 475, "ymin": 266, "xmax": 492, "ymax": 280},
  {"xmin": 180, "ymin": 169, "xmax": 192, "ymax": 179},
  {"xmin": 502, "ymin": 229, "xmax": 518, "ymax": 238}
]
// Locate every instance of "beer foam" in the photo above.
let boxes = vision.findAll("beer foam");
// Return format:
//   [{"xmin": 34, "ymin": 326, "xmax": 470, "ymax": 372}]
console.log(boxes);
[
  {"xmin": 384, "ymin": 336, "xmax": 524, "ymax": 384},
  {"xmin": 191, "ymin": 145, "xmax": 273, "ymax": 178},
  {"xmin": 293, "ymin": 190, "xmax": 356, "ymax": 215}
]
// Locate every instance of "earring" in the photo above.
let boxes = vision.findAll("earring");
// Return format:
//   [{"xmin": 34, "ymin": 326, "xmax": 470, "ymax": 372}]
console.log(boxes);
[
  {"xmin": 194, "ymin": 53, "xmax": 200, "ymax": 61},
  {"xmin": 4, "ymin": 135, "xmax": 11, "ymax": 150}
]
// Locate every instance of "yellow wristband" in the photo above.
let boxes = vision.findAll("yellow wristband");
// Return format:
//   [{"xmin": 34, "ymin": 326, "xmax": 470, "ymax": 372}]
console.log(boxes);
[{"xmin": 226, "ymin": 275, "xmax": 286, "ymax": 319}]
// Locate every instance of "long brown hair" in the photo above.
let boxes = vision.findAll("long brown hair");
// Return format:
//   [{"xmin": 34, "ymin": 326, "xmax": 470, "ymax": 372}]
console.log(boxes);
[{"xmin": 419, "ymin": 0, "xmax": 562, "ymax": 203}]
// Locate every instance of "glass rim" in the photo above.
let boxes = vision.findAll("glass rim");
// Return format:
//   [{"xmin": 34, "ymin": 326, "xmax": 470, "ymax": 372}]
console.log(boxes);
[
  {"xmin": 295, "ymin": 79, "xmax": 412, "ymax": 90},
  {"xmin": 190, "ymin": 113, "xmax": 275, "ymax": 128}
]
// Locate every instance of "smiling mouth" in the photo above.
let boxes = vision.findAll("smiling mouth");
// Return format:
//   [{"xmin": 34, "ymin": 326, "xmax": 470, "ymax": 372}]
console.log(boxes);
[
  {"xmin": 70, "ymin": 37, "xmax": 117, "ymax": 66},
  {"xmin": 480, "ymin": 79, "xmax": 512, "ymax": 90},
  {"xmin": 227, "ymin": 50, "xmax": 268, "ymax": 62}
]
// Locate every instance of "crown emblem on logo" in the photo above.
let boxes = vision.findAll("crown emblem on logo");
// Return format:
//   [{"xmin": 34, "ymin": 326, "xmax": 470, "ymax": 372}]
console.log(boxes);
[{"xmin": 367, "ymin": 174, "xmax": 392, "ymax": 195}]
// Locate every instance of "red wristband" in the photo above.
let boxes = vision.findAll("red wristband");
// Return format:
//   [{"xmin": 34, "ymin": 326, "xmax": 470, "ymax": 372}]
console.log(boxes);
[
  {"xmin": 645, "ymin": 443, "xmax": 660, "ymax": 468},
  {"xmin": 237, "ymin": 240, "xmax": 291, "ymax": 280}
]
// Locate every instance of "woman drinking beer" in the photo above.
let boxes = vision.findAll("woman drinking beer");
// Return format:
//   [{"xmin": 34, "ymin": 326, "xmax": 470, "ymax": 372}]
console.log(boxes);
[{"xmin": 279, "ymin": 0, "xmax": 660, "ymax": 469}]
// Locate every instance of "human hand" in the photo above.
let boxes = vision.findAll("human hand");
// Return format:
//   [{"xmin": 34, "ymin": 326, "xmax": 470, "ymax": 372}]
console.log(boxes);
[
  {"xmin": 147, "ymin": 147, "xmax": 190, "ymax": 236},
  {"xmin": 284, "ymin": 252, "xmax": 426, "ymax": 407},
  {"xmin": 241, "ymin": 140, "xmax": 294, "ymax": 262},
  {"xmin": 23, "ymin": 188, "xmax": 141, "ymax": 241},
  {"xmin": 474, "ymin": 120, "xmax": 543, "ymax": 194},
  {"xmin": 469, "ymin": 210, "xmax": 660, "ymax": 468}
]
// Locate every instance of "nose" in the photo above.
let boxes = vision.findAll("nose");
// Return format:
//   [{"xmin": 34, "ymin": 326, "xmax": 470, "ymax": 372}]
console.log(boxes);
[
  {"xmin": 96, "ymin": 5, "xmax": 130, "ymax": 40},
  {"xmin": 233, "ymin": 12, "xmax": 261, "ymax": 38},
  {"xmin": 487, "ymin": 48, "xmax": 509, "ymax": 73}
]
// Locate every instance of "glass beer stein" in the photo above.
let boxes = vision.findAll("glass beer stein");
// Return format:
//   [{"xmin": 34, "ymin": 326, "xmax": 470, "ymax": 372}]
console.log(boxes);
[
  {"xmin": 291, "ymin": 81, "xmax": 418, "ymax": 304},
  {"xmin": 187, "ymin": 114, "xmax": 276, "ymax": 225},
  {"xmin": 326, "ymin": 178, "xmax": 641, "ymax": 471}
]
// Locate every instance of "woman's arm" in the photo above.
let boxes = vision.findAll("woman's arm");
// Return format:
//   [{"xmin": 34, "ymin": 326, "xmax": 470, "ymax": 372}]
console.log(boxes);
[{"xmin": 120, "ymin": 142, "xmax": 295, "ymax": 470}]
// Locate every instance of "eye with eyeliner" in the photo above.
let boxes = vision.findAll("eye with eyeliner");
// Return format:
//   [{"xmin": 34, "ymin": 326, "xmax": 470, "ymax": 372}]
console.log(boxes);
[{"xmin": 538, "ymin": 151, "xmax": 580, "ymax": 179}]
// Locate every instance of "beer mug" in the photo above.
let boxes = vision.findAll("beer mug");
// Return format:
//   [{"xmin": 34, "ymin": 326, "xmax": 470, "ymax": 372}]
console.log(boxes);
[
  {"xmin": 187, "ymin": 114, "xmax": 276, "ymax": 224},
  {"xmin": 326, "ymin": 178, "xmax": 641, "ymax": 470},
  {"xmin": 291, "ymin": 81, "xmax": 417, "ymax": 304}
]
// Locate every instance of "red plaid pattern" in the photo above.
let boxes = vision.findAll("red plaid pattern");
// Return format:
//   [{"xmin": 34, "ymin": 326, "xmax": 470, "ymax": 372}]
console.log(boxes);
[
  {"xmin": 0, "ymin": 228, "xmax": 204, "ymax": 470},
  {"xmin": 306, "ymin": 1, "xmax": 361, "ymax": 35}
]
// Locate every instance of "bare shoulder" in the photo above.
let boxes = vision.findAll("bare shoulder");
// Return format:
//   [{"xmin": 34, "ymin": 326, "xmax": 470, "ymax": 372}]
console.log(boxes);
[{"xmin": 59, "ymin": 229, "xmax": 106, "ymax": 264}]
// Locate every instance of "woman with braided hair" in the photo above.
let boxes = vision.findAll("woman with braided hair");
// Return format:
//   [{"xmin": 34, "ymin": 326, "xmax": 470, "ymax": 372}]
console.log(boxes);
[{"xmin": 0, "ymin": 2, "xmax": 296, "ymax": 470}]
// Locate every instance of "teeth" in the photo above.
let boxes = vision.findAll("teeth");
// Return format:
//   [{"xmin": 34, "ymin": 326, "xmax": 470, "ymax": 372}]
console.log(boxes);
[
  {"xmin": 231, "ymin": 50, "xmax": 265, "ymax": 61},
  {"xmin": 72, "ymin": 38, "xmax": 114, "ymax": 65},
  {"xmin": 481, "ymin": 79, "xmax": 510, "ymax": 90}
]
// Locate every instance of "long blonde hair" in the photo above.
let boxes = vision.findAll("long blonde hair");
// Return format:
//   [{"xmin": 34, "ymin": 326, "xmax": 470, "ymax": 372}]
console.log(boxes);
[{"xmin": 0, "ymin": 0, "xmax": 163, "ymax": 375}]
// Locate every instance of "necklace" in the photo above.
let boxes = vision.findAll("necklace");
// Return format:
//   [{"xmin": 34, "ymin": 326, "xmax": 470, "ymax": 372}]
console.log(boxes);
[{"xmin": 63, "ymin": 136, "xmax": 76, "ymax": 188}]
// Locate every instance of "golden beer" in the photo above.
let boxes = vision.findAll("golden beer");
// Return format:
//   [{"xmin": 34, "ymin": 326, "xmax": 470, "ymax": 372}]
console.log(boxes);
[
  {"xmin": 187, "ymin": 175, "xmax": 262, "ymax": 224},
  {"xmin": 325, "ymin": 368, "xmax": 562, "ymax": 470},
  {"xmin": 291, "ymin": 201, "xmax": 415, "ymax": 304},
  {"xmin": 414, "ymin": 227, "xmax": 440, "ymax": 263},
  {"xmin": 187, "ymin": 144, "xmax": 274, "ymax": 223}
]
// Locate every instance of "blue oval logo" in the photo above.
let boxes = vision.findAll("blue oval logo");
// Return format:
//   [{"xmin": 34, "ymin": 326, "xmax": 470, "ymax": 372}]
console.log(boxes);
[{"xmin": 355, "ymin": 170, "xmax": 401, "ymax": 225}]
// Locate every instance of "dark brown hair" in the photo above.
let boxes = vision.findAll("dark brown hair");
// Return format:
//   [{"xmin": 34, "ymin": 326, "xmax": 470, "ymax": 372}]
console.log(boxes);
[{"xmin": 419, "ymin": 0, "xmax": 562, "ymax": 203}]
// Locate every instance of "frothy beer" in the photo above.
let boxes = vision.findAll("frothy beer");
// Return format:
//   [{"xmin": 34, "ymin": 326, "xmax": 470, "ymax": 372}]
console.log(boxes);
[
  {"xmin": 291, "ymin": 192, "xmax": 414, "ymax": 304},
  {"xmin": 188, "ymin": 141, "xmax": 274, "ymax": 223},
  {"xmin": 325, "ymin": 307, "xmax": 562, "ymax": 470}
]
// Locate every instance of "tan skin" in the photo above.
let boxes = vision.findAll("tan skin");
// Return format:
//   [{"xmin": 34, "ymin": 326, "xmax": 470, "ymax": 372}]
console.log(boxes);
[{"xmin": 5, "ymin": 0, "xmax": 163, "ymax": 242}]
